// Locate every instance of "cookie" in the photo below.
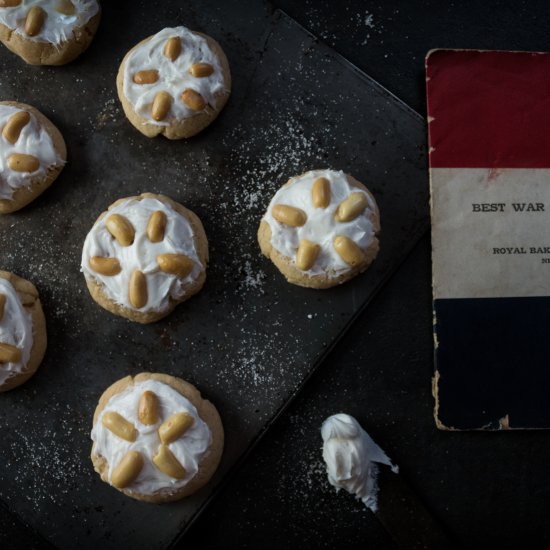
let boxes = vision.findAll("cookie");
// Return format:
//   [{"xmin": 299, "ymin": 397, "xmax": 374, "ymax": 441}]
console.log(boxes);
[
  {"xmin": 90, "ymin": 372, "xmax": 224, "ymax": 503},
  {"xmin": 0, "ymin": 101, "xmax": 66, "ymax": 213},
  {"xmin": 116, "ymin": 26, "xmax": 231, "ymax": 139},
  {"xmin": 258, "ymin": 169, "xmax": 380, "ymax": 289},
  {"xmin": 81, "ymin": 193, "xmax": 208, "ymax": 323},
  {"xmin": 0, "ymin": 0, "xmax": 101, "ymax": 66},
  {"xmin": 0, "ymin": 270, "xmax": 47, "ymax": 392}
]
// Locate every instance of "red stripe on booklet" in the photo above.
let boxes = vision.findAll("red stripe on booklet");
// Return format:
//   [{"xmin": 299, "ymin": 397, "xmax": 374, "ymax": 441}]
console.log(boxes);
[{"xmin": 426, "ymin": 49, "xmax": 550, "ymax": 168}]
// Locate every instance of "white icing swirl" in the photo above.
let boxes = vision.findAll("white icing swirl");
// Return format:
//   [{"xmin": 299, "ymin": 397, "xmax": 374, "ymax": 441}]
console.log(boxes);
[
  {"xmin": 263, "ymin": 170, "xmax": 379, "ymax": 277},
  {"xmin": 122, "ymin": 26, "xmax": 228, "ymax": 126},
  {"xmin": 0, "ymin": 0, "xmax": 99, "ymax": 44},
  {"xmin": 321, "ymin": 414, "xmax": 398, "ymax": 512},
  {"xmin": 91, "ymin": 379, "xmax": 212, "ymax": 496},
  {"xmin": 0, "ymin": 277, "xmax": 33, "ymax": 386},
  {"xmin": 81, "ymin": 197, "xmax": 204, "ymax": 314},
  {"xmin": 0, "ymin": 104, "xmax": 63, "ymax": 200}
]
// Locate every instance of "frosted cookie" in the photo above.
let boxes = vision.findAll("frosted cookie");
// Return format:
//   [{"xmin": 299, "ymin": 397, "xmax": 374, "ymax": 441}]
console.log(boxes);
[
  {"xmin": 0, "ymin": 270, "xmax": 47, "ymax": 392},
  {"xmin": 116, "ymin": 26, "xmax": 231, "ymax": 139},
  {"xmin": 91, "ymin": 372, "xmax": 224, "ymax": 503},
  {"xmin": 0, "ymin": 101, "xmax": 66, "ymax": 214},
  {"xmin": 0, "ymin": 1, "xmax": 101, "ymax": 66},
  {"xmin": 81, "ymin": 193, "xmax": 208, "ymax": 324},
  {"xmin": 258, "ymin": 170, "xmax": 380, "ymax": 289}
]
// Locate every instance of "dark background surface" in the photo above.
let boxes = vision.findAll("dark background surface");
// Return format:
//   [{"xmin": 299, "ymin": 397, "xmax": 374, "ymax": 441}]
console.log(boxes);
[
  {"xmin": 184, "ymin": 1, "xmax": 550, "ymax": 549},
  {"xmin": 0, "ymin": 3, "xmax": 429, "ymax": 549},
  {"xmin": 3, "ymin": 1, "xmax": 550, "ymax": 549}
]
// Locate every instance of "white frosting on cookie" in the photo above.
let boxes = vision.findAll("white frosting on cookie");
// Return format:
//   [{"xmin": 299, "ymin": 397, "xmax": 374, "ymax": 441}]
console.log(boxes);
[
  {"xmin": 91, "ymin": 379, "xmax": 212, "ymax": 495},
  {"xmin": 0, "ymin": 104, "xmax": 63, "ymax": 200},
  {"xmin": 0, "ymin": 277, "xmax": 33, "ymax": 386},
  {"xmin": 263, "ymin": 170, "xmax": 379, "ymax": 277},
  {"xmin": 321, "ymin": 414, "xmax": 398, "ymax": 512},
  {"xmin": 0, "ymin": 0, "xmax": 99, "ymax": 44},
  {"xmin": 122, "ymin": 26, "xmax": 228, "ymax": 126},
  {"xmin": 81, "ymin": 197, "xmax": 204, "ymax": 314}
]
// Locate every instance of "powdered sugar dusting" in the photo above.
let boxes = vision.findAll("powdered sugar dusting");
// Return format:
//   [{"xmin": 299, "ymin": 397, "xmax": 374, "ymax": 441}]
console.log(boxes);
[{"xmin": 1, "ymin": 401, "xmax": 87, "ymax": 511}]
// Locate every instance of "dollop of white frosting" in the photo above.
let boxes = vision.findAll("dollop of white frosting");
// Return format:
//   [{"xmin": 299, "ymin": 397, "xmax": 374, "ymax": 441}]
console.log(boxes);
[
  {"xmin": 0, "ymin": 104, "xmax": 63, "ymax": 200},
  {"xmin": 0, "ymin": 278, "xmax": 33, "ymax": 386},
  {"xmin": 0, "ymin": 0, "xmax": 99, "ymax": 44},
  {"xmin": 81, "ymin": 197, "xmax": 204, "ymax": 314},
  {"xmin": 321, "ymin": 413, "xmax": 398, "ymax": 512},
  {"xmin": 263, "ymin": 170, "xmax": 379, "ymax": 277},
  {"xmin": 122, "ymin": 26, "xmax": 228, "ymax": 126},
  {"xmin": 91, "ymin": 379, "xmax": 212, "ymax": 495}
]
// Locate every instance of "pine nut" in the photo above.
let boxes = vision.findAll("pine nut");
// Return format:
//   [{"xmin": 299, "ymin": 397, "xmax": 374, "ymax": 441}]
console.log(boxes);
[
  {"xmin": 188, "ymin": 63, "xmax": 214, "ymax": 77},
  {"xmin": 8, "ymin": 153, "xmax": 39, "ymax": 172},
  {"xmin": 158, "ymin": 412, "xmax": 194, "ymax": 444},
  {"xmin": 163, "ymin": 37, "xmax": 181, "ymax": 61},
  {"xmin": 333, "ymin": 235, "xmax": 365, "ymax": 266},
  {"xmin": 55, "ymin": 0, "xmax": 75, "ymax": 15},
  {"xmin": 0, "ymin": 343, "xmax": 21, "ymax": 363},
  {"xmin": 106, "ymin": 214, "xmax": 135, "ymax": 247},
  {"xmin": 111, "ymin": 451, "xmax": 143, "ymax": 489},
  {"xmin": 24, "ymin": 6, "xmax": 45, "ymax": 37},
  {"xmin": 89, "ymin": 256, "xmax": 121, "ymax": 276},
  {"xmin": 335, "ymin": 192, "xmax": 369, "ymax": 222},
  {"xmin": 157, "ymin": 253, "xmax": 193, "ymax": 278},
  {"xmin": 0, "ymin": 293, "xmax": 5, "ymax": 321},
  {"xmin": 133, "ymin": 70, "xmax": 159, "ymax": 85},
  {"xmin": 272, "ymin": 204, "xmax": 307, "ymax": 227},
  {"xmin": 146, "ymin": 210, "xmax": 167, "ymax": 242},
  {"xmin": 181, "ymin": 89, "xmax": 206, "ymax": 111},
  {"xmin": 2, "ymin": 111, "xmax": 30, "ymax": 144},
  {"xmin": 151, "ymin": 91, "xmax": 172, "ymax": 121},
  {"xmin": 296, "ymin": 239, "xmax": 320, "ymax": 271},
  {"xmin": 138, "ymin": 391, "xmax": 159, "ymax": 425},
  {"xmin": 312, "ymin": 177, "xmax": 330, "ymax": 208},
  {"xmin": 129, "ymin": 270, "xmax": 147, "ymax": 309},
  {"xmin": 153, "ymin": 444, "xmax": 186, "ymax": 479},
  {"xmin": 102, "ymin": 411, "xmax": 137, "ymax": 442},
  {"xmin": 0, "ymin": 1, "xmax": 22, "ymax": 7}
]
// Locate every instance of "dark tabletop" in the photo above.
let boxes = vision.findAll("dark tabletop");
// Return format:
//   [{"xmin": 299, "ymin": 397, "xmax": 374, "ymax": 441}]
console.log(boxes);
[
  {"xmin": 183, "ymin": 1, "xmax": 550, "ymax": 549},
  {"xmin": 3, "ymin": 1, "xmax": 550, "ymax": 549}
]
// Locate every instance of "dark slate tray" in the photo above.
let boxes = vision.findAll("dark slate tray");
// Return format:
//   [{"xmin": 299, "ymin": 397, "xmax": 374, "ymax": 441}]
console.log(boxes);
[{"xmin": 0, "ymin": 2, "xmax": 428, "ymax": 548}]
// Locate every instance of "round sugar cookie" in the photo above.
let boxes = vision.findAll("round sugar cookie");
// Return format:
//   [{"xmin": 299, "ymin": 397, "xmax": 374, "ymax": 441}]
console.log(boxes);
[
  {"xmin": 0, "ymin": 101, "xmax": 66, "ymax": 213},
  {"xmin": 116, "ymin": 26, "xmax": 231, "ymax": 139},
  {"xmin": 90, "ymin": 372, "xmax": 224, "ymax": 503},
  {"xmin": 0, "ymin": 270, "xmax": 47, "ymax": 392},
  {"xmin": 0, "ymin": 0, "xmax": 101, "ymax": 66},
  {"xmin": 258, "ymin": 169, "xmax": 380, "ymax": 289},
  {"xmin": 81, "ymin": 193, "xmax": 208, "ymax": 323}
]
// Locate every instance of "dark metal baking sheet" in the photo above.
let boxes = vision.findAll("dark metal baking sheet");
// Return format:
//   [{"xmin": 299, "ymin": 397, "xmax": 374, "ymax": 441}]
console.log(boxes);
[{"xmin": 0, "ymin": 2, "xmax": 428, "ymax": 548}]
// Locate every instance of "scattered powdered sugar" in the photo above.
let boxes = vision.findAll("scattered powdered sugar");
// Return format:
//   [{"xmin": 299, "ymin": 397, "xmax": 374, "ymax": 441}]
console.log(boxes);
[
  {"xmin": 240, "ymin": 256, "xmax": 266, "ymax": 293},
  {"xmin": 358, "ymin": 11, "xmax": 376, "ymax": 45},
  {"xmin": 206, "ymin": 102, "xmax": 336, "ymax": 389},
  {"xmin": 221, "ymin": 115, "xmax": 321, "ymax": 200},
  {"xmin": 95, "ymin": 98, "xmax": 120, "ymax": 130},
  {"xmin": 1, "ymin": 401, "xmax": 88, "ymax": 511},
  {"xmin": 303, "ymin": 5, "xmax": 384, "ymax": 48}
]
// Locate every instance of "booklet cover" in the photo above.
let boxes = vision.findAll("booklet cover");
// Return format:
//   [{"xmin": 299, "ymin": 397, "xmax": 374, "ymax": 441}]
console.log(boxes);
[{"xmin": 426, "ymin": 49, "xmax": 550, "ymax": 430}]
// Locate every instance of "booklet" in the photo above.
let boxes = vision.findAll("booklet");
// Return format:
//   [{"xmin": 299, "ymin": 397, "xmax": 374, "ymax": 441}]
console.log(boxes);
[{"xmin": 426, "ymin": 49, "xmax": 550, "ymax": 430}]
